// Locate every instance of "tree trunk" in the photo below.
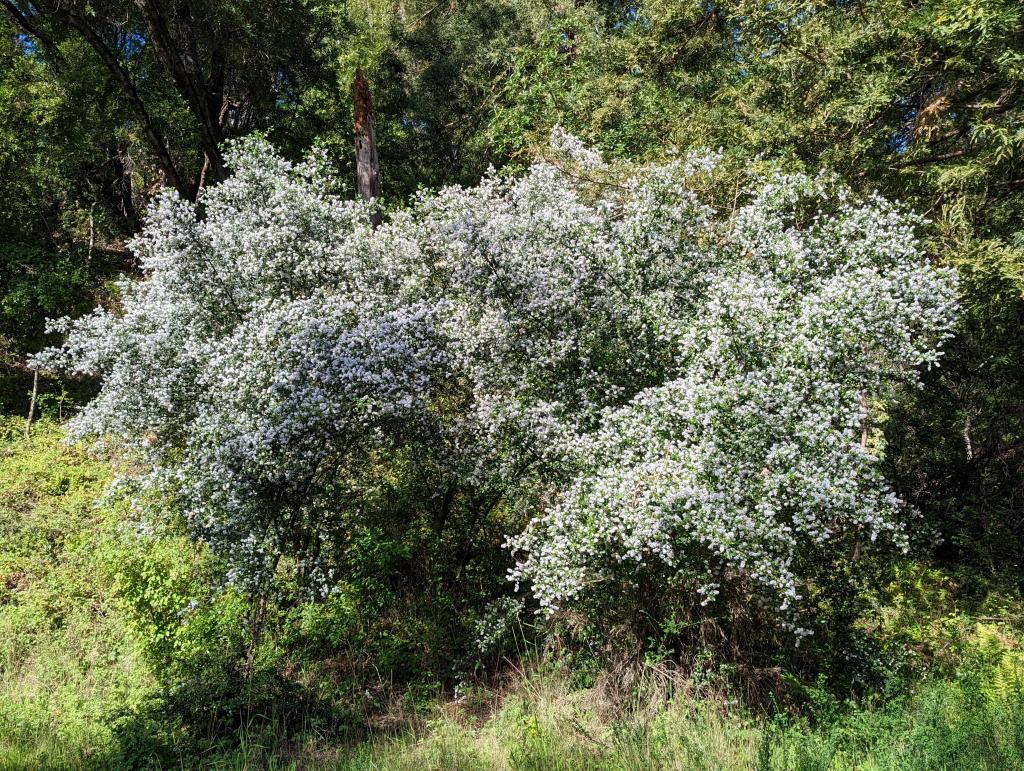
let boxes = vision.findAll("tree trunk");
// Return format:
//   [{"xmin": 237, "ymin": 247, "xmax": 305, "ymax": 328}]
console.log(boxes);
[
  {"xmin": 135, "ymin": 0, "xmax": 228, "ymax": 193},
  {"xmin": 351, "ymin": 67, "xmax": 381, "ymax": 228},
  {"xmin": 6, "ymin": 2, "xmax": 192, "ymax": 199},
  {"xmin": 24, "ymin": 369, "xmax": 38, "ymax": 439}
]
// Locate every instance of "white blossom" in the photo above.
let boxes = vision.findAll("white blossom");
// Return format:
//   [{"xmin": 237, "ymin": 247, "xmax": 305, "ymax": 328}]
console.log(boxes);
[{"xmin": 34, "ymin": 134, "xmax": 958, "ymax": 620}]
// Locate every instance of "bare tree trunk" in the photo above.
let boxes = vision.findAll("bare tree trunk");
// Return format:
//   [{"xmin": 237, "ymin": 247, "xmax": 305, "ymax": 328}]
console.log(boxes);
[
  {"xmin": 351, "ymin": 67, "xmax": 381, "ymax": 228},
  {"xmin": 24, "ymin": 369, "xmax": 38, "ymax": 439}
]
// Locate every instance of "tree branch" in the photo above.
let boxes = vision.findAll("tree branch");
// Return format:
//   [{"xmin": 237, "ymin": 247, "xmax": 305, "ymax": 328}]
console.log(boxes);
[
  {"xmin": 1, "ymin": 0, "xmax": 65, "ymax": 66},
  {"xmin": 30, "ymin": 1, "xmax": 191, "ymax": 199},
  {"xmin": 136, "ymin": 0, "xmax": 226, "ymax": 190}
]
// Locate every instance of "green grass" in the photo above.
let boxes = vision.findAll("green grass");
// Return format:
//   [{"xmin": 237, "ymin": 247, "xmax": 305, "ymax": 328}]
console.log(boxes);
[
  {"xmin": 175, "ymin": 667, "xmax": 1024, "ymax": 770},
  {"xmin": 0, "ymin": 417, "xmax": 153, "ymax": 767},
  {"xmin": 3, "ymin": 418, "xmax": 1024, "ymax": 769}
]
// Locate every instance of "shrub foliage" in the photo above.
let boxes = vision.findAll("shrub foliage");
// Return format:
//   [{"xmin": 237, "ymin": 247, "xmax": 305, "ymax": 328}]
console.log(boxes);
[{"xmin": 37, "ymin": 134, "xmax": 957, "ymax": 638}]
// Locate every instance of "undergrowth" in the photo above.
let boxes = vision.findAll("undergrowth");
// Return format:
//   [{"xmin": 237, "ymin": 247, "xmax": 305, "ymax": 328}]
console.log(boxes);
[{"xmin": 3, "ymin": 418, "xmax": 1024, "ymax": 769}]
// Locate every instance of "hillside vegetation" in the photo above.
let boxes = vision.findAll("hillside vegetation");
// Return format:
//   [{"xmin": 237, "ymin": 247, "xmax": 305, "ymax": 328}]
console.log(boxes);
[
  {"xmin": 2, "ymin": 1, "xmax": 1023, "ymax": 768},
  {"xmin": 4, "ymin": 421, "xmax": 1024, "ymax": 768}
]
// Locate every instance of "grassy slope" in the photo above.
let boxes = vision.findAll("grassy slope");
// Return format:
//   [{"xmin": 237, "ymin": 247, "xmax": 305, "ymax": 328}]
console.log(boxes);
[
  {"xmin": 0, "ymin": 417, "xmax": 152, "ymax": 768},
  {"xmin": 2, "ymin": 419, "xmax": 1024, "ymax": 769}
]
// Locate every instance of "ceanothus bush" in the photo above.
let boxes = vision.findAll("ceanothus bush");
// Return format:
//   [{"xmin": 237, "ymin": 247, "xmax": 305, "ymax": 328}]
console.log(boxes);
[{"xmin": 35, "ymin": 132, "xmax": 958, "ymax": 628}]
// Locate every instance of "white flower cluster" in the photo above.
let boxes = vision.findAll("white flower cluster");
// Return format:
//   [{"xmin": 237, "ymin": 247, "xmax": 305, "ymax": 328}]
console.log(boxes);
[
  {"xmin": 505, "ymin": 173, "xmax": 959, "ymax": 617},
  {"xmin": 35, "ymin": 134, "xmax": 958, "ymax": 620}
]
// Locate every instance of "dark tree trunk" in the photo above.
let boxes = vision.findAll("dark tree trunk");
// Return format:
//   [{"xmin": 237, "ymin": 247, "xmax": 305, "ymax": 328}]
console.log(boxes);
[
  {"xmin": 135, "ymin": 0, "xmax": 228, "ymax": 192},
  {"xmin": 351, "ymin": 67, "xmax": 381, "ymax": 228},
  {"xmin": 4, "ymin": 1, "xmax": 193, "ymax": 199},
  {"xmin": 109, "ymin": 141, "xmax": 139, "ymax": 229}
]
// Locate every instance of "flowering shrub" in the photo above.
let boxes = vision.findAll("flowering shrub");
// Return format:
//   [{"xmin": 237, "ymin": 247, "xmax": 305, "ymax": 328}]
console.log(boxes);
[{"xmin": 35, "ymin": 133, "xmax": 958, "ymax": 627}]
